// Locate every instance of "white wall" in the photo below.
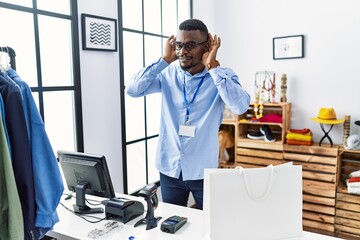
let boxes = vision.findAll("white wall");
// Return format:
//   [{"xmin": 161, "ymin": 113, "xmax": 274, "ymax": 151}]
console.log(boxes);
[
  {"xmin": 194, "ymin": 0, "xmax": 360, "ymax": 144},
  {"xmin": 77, "ymin": 0, "xmax": 123, "ymax": 193}
]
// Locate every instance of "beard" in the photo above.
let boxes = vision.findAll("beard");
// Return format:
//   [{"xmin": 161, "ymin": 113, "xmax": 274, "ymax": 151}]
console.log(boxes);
[
  {"xmin": 180, "ymin": 64, "xmax": 191, "ymax": 71},
  {"xmin": 178, "ymin": 55, "xmax": 194, "ymax": 71}
]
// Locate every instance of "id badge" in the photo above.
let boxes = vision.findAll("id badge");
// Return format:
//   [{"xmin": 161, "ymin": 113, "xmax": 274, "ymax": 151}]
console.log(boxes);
[{"xmin": 179, "ymin": 125, "xmax": 195, "ymax": 137}]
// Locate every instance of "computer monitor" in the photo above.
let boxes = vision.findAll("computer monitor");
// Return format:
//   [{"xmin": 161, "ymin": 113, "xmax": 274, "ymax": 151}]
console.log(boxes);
[{"xmin": 58, "ymin": 150, "xmax": 116, "ymax": 214}]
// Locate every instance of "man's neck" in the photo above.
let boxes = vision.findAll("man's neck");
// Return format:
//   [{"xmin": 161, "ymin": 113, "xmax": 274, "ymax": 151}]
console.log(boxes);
[{"xmin": 186, "ymin": 64, "xmax": 205, "ymax": 75}]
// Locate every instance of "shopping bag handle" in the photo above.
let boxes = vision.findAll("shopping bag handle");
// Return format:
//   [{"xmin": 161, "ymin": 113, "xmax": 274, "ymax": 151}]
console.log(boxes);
[{"xmin": 236, "ymin": 165, "xmax": 274, "ymax": 201}]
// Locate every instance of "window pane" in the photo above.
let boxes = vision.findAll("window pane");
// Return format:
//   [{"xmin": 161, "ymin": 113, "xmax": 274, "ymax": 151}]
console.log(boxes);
[
  {"xmin": 125, "ymin": 94, "xmax": 145, "ymax": 142},
  {"xmin": 38, "ymin": 15, "xmax": 73, "ymax": 87},
  {"xmin": 146, "ymin": 94, "xmax": 161, "ymax": 136},
  {"xmin": 144, "ymin": 0, "xmax": 161, "ymax": 34},
  {"xmin": 123, "ymin": 31, "xmax": 143, "ymax": 86},
  {"xmin": 43, "ymin": 91, "xmax": 76, "ymax": 153},
  {"xmin": 144, "ymin": 35, "xmax": 162, "ymax": 66},
  {"xmin": 122, "ymin": 0, "xmax": 142, "ymax": 31},
  {"xmin": 32, "ymin": 92, "xmax": 39, "ymax": 109},
  {"xmin": 162, "ymin": 0, "xmax": 177, "ymax": 36},
  {"xmin": 147, "ymin": 137, "xmax": 159, "ymax": 184},
  {"xmin": 0, "ymin": 0, "xmax": 32, "ymax": 7},
  {"xmin": 37, "ymin": 0, "xmax": 70, "ymax": 15},
  {"xmin": 127, "ymin": 142, "xmax": 147, "ymax": 193},
  {"xmin": 123, "ymin": 31, "xmax": 146, "ymax": 142},
  {"xmin": 178, "ymin": 0, "xmax": 191, "ymax": 23},
  {"xmin": 0, "ymin": 8, "xmax": 38, "ymax": 87}
]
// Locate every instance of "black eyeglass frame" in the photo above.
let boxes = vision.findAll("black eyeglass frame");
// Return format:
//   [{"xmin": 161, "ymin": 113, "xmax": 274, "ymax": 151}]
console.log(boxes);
[{"xmin": 173, "ymin": 40, "xmax": 208, "ymax": 51}]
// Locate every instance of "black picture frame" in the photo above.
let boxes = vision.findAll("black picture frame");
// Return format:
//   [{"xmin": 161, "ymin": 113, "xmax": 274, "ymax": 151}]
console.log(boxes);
[
  {"xmin": 273, "ymin": 35, "xmax": 304, "ymax": 60},
  {"xmin": 81, "ymin": 13, "xmax": 117, "ymax": 51}
]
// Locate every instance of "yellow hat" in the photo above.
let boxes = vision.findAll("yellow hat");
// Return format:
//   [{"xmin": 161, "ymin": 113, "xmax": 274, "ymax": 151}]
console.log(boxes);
[{"xmin": 311, "ymin": 108, "xmax": 344, "ymax": 125}]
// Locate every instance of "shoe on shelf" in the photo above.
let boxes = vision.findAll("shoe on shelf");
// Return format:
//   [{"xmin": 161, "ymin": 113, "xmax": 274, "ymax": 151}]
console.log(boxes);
[
  {"xmin": 247, "ymin": 131, "xmax": 264, "ymax": 140},
  {"xmin": 260, "ymin": 125, "xmax": 275, "ymax": 143}
]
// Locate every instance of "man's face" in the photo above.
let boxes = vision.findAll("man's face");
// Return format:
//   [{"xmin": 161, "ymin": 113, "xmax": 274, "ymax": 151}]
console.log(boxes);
[{"xmin": 175, "ymin": 30, "xmax": 208, "ymax": 74}]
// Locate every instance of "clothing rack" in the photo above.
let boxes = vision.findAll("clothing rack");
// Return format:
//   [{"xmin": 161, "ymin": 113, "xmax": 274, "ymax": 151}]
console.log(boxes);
[{"xmin": 0, "ymin": 46, "xmax": 16, "ymax": 70}]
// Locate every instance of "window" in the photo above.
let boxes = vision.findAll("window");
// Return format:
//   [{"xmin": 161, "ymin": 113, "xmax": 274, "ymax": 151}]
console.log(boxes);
[
  {"xmin": 120, "ymin": 0, "xmax": 192, "ymax": 193},
  {"xmin": 0, "ymin": 1, "xmax": 83, "ymax": 153}
]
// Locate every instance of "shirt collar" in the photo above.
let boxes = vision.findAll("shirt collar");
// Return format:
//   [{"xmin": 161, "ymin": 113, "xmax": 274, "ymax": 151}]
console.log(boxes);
[{"xmin": 177, "ymin": 64, "xmax": 208, "ymax": 79}]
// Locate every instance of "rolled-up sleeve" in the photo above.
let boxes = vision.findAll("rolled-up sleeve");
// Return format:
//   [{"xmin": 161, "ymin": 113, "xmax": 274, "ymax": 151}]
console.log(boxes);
[
  {"xmin": 126, "ymin": 58, "xmax": 169, "ymax": 97},
  {"xmin": 209, "ymin": 67, "xmax": 250, "ymax": 115}
]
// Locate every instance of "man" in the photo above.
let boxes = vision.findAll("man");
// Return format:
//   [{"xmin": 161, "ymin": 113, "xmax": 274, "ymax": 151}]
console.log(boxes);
[{"xmin": 126, "ymin": 19, "xmax": 250, "ymax": 209}]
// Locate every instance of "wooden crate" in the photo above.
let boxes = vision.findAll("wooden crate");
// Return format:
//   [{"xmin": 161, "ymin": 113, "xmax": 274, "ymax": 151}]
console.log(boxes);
[
  {"xmin": 237, "ymin": 102, "xmax": 291, "ymax": 145},
  {"xmin": 284, "ymin": 144, "xmax": 339, "ymax": 234},
  {"xmin": 236, "ymin": 145, "xmax": 284, "ymax": 168},
  {"xmin": 335, "ymin": 149, "xmax": 360, "ymax": 239},
  {"xmin": 220, "ymin": 102, "xmax": 291, "ymax": 167}
]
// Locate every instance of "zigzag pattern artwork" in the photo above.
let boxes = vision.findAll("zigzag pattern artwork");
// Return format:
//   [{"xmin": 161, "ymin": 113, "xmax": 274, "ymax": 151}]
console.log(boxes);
[{"xmin": 89, "ymin": 21, "xmax": 112, "ymax": 46}]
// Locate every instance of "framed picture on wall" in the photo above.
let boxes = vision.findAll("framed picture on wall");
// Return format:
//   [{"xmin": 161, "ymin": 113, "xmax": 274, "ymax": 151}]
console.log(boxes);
[
  {"xmin": 273, "ymin": 35, "xmax": 304, "ymax": 60},
  {"xmin": 81, "ymin": 13, "xmax": 117, "ymax": 51}
]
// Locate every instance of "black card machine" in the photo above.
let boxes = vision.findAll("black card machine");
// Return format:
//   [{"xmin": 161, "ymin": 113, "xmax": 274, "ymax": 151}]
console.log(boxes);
[
  {"xmin": 160, "ymin": 215, "xmax": 188, "ymax": 234},
  {"xmin": 103, "ymin": 197, "xmax": 144, "ymax": 223}
]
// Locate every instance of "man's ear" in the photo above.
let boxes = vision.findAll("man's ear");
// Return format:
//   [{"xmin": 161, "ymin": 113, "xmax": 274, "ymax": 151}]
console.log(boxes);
[
  {"xmin": 205, "ymin": 43, "xmax": 210, "ymax": 52},
  {"xmin": 205, "ymin": 34, "xmax": 211, "ymax": 51},
  {"xmin": 205, "ymin": 40, "xmax": 211, "ymax": 51}
]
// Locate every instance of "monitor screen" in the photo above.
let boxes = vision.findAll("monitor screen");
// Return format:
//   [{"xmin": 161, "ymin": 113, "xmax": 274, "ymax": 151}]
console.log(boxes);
[{"xmin": 58, "ymin": 150, "xmax": 115, "ymax": 214}]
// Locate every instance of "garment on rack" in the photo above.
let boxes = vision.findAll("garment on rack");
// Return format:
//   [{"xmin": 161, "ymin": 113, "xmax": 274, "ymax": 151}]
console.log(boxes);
[
  {"xmin": 0, "ymin": 95, "xmax": 24, "ymax": 240},
  {"xmin": 0, "ymin": 73, "xmax": 39, "ymax": 239},
  {"xmin": 7, "ymin": 68, "xmax": 64, "ymax": 238}
]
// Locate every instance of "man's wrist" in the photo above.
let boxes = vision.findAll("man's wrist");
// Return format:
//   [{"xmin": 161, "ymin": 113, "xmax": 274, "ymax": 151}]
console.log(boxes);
[
  {"xmin": 206, "ymin": 60, "xmax": 220, "ymax": 70},
  {"xmin": 162, "ymin": 56, "xmax": 172, "ymax": 64}
]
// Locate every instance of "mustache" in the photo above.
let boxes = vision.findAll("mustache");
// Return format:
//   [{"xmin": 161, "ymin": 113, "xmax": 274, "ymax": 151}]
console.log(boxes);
[{"xmin": 177, "ymin": 55, "xmax": 192, "ymax": 60}]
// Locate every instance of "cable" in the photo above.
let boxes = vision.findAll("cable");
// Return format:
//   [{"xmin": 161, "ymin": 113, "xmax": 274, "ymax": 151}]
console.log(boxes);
[
  {"xmin": 63, "ymin": 193, "xmax": 74, "ymax": 200},
  {"xmin": 86, "ymin": 198, "xmax": 102, "ymax": 206},
  {"xmin": 59, "ymin": 202, "xmax": 107, "ymax": 224},
  {"xmin": 62, "ymin": 192, "xmax": 103, "ymax": 206}
]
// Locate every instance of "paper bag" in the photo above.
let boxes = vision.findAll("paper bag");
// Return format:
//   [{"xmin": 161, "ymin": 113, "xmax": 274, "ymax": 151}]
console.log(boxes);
[{"xmin": 203, "ymin": 163, "xmax": 303, "ymax": 240}]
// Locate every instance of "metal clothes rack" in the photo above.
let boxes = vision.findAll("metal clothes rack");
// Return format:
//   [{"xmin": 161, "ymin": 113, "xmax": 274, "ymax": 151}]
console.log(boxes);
[{"xmin": 0, "ymin": 46, "xmax": 16, "ymax": 70}]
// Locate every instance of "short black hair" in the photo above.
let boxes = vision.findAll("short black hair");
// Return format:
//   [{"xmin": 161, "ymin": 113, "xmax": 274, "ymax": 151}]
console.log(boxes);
[{"xmin": 179, "ymin": 19, "xmax": 208, "ymax": 38}]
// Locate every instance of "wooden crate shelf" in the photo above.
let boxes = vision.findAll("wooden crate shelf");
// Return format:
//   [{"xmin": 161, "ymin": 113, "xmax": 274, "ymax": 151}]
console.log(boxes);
[
  {"xmin": 219, "ymin": 102, "xmax": 291, "ymax": 166},
  {"xmin": 284, "ymin": 144, "xmax": 339, "ymax": 234},
  {"xmin": 237, "ymin": 137, "xmax": 285, "ymax": 151},
  {"xmin": 335, "ymin": 149, "xmax": 360, "ymax": 239},
  {"xmin": 236, "ymin": 146, "xmax": 283, "ymax": 168},
  {"xmin": 238, "ymin": 102, "xmax": 291, "ymax": 144}
]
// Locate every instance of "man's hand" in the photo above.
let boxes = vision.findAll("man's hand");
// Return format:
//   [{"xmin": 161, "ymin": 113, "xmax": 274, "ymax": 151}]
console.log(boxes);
[
  {"xmin": 202, "ymin": 33, "xmax": 221, "ymax": 70},
  {"xmin": 162, "ymin": 35, "xmax": 177, "ymax": 64}
]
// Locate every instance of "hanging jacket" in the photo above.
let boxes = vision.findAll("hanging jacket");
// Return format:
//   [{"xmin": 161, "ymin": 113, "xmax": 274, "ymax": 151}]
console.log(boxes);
[
  {"xmin": 0, "ymin": 94, "xmax": 24, "ymax": 240},
  {"xmin": 7, "ymin": 68, "xmax": 64, "ymax": 238},
  {"xmin": 0, "ymin": 74, "xmax": 39, "ymax": 240}
]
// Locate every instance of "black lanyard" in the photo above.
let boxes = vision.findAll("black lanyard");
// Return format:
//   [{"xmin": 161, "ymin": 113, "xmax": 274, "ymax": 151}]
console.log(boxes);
[{"xmin": 183, "ymin": 76, "xmax": 205, "ymax": 124}]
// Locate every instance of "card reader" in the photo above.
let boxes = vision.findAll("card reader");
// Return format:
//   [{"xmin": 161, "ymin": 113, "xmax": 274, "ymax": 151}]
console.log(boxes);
[{"xmin": 160, "ymin": 215, "xmax": 187, "ymax": 234}]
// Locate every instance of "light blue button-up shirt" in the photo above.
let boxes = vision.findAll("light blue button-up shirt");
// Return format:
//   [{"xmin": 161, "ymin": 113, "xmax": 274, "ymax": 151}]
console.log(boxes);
[{"xmin": 126, "ymin": 58, "xmax": 250, "ymax": 181}]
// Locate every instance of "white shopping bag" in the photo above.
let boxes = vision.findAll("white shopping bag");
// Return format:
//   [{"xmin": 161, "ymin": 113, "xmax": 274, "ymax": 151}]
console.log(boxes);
[{"xmin": 203, "ymin": 163, "xmax": 303, "ymax": 240}]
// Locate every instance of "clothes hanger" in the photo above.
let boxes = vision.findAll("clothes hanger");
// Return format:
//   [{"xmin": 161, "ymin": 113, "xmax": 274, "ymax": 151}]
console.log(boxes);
[
  {"xmin": 0, "ymin": 47, "xmax": 7, "ymax": 74},
  {"xmin": 5, "ymin": 47, "xmax": 11, "ymax": 70}
]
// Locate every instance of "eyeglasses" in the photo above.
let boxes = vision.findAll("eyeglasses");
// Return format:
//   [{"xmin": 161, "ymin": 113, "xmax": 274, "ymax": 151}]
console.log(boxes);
[{"xmin": 173, "ymin": 40, "xmax": 207, "ymax": 51}]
